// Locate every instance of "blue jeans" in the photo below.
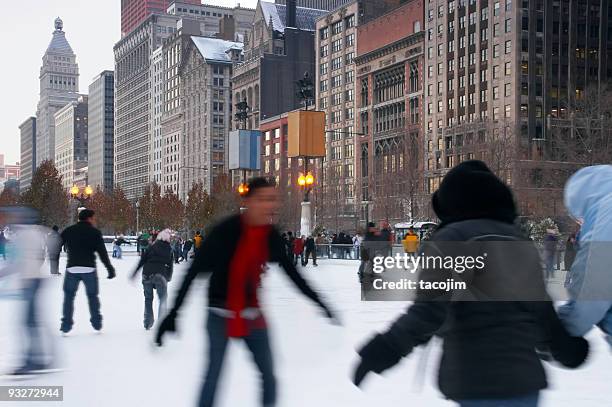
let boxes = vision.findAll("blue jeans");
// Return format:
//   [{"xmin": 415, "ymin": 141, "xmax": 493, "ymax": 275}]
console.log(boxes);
[
  {"xmin": 458, "ymin": 393, "xmax": 539, "ymax": 407},
  {"xmin": 142, "ymin": 274, "xmax": 167, "ymax": 329},
  {"xmin": 22, "ymin": 278, "xmax": 52, "ymax": 367},
  {"xmin": 61, "ymin": 272, "xmax": 101, "ymax": 332},
  {"xmin": 199, "ymin": 311, "xmax": 276, "ymax": 407}
]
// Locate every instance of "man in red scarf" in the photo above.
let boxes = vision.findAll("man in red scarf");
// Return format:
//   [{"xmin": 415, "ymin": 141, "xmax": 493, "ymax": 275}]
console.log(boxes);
[{"xmin": 156, "ymin": 177, "xmax": 337, "ymax": 407}]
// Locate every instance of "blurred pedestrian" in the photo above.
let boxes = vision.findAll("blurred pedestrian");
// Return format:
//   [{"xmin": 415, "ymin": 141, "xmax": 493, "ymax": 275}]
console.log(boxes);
[
  {"xmin": 563, "ymin": 231, "xmax": 578, "ymax": 287},
  {"xmin": 303, "ymin": 235, "xmax": 317, "ymax": 266},
  {"xmin": 402, "ymin": 227, "xmax": 419, "ymax": 259},
  {"xmin": 131, "ymin": 229, "xmax": 173, "ymax": 330},
  {"xmin": 1, "ymin": 207, "xmax": 57, "ymax": 376},
  {"xmin": 173, "ymin": 236, "xmax": 183, "ymax": 263},
  {"xmin": 543, "ymin": 229, "xmax": 558, "ymax": 281},
  {"xmin": 353, "ymin": 161, "xmax": 588, "ymax": 407},
  {"xmin": 182, "ymin": 238, "xmax": 193, "ymax": 261},
  {"xmin": 155, "ymin": 177, "xmax": 337, "ymax": 407},
  {"xmin": 137, "ymin": 231, "xmax": 151, "ymax": 256},
  {"xmin": 113, "ymin": 234, "xmax": 130, "ymax": 259},
  {"xmin": 558, "ymin": 165, "xmax": 612, "ymax": 348},
  {"xmin": 193, "ymin": 231, "xmax": 203, "ymax": 254},
  {"xmin": 0, "ymin": 230, "xmax": 6, "ymax": 260},
  {"xmin": 46, "ymin": 225, "xmax": 62, "ymax": 275},
  {"xmin": 293, "ymin": 235, "xmax": 305, "ymax": 266},
  {"xmin": 59, "ymin": 209, "xmax": 116, "ymax": 334}
]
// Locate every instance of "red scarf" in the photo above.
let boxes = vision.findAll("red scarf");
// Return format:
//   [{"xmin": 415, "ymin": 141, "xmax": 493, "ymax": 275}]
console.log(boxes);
[{"xmin": 226, "ymin": 220, "xmax": 271, "ymax": 337}]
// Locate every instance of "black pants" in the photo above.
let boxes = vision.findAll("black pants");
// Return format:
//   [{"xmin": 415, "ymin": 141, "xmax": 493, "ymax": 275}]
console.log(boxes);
[
  {"xmin": 61, "ymin": 272, "xmax": 101, "ymax": 332},
  {"xmin": 303, "ymin": 249, "xmax": 317, "ymax": 265}
]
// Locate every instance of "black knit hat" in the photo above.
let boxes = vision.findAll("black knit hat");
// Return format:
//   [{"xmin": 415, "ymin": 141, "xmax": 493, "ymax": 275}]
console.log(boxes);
[{"xmin": 432, "ymin": 160, "xmax": 517, "ymax": 226}]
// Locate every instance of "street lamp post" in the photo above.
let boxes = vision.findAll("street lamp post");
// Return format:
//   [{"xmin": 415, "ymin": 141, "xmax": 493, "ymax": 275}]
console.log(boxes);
[
  {"xmin": 297, "ymin": 169, "xmax": 315, "ymax": 237},
  {"xmin": 70, "ymin": 185, "xmax": 93, "ymax": 211},
  {"xmin": 135, "ymin": 200, "xmax": 140, "ymax": 234}
]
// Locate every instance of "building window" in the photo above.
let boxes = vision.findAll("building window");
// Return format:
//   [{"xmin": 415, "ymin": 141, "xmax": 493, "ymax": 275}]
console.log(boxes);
[
  {"xmin": 493, "ymin": 86, "xmax": 499, "ymax": 100},
  {"xmin": 505, "ymin": 104, "xmax": 511, "ymax": 118},
  {"xmin": 345, "ymin": 88, "xmax": 354, "ymax": 102},
  {"xmin": 320, "ymin": 80, "xmax": 328, "ymax": 92},
  {"xmin": 320, "ymin": 62, "xmax": 328, "ymax": 75},
  {"xmin": 505, "ymin": 18, "xmax": 512, "ymax": 33},
  {"xmin": 331, "ymin": 75, "xmax": 342, "ymax": 88},
  {"xmin": 345, "ymin": 52, "xmax": 354, "ymax": 65},
  {"xmin": 332, "ymin": 92, "xmax": 342, "ymax": 106},
  {"xmin": 320, "ymin": 26, "xmax": 329, "ymax": 40},
  {"xmin": 332, "ymin": 20, "xmax": 343, "ymax": 35},
  {"xmin": 345, "ymin": 14, "xmax": 355, "ymax": 29},
  {"xmin": 493, "ymin": 45, "xmax": 500, "ymax": 58},
  {"xmin": 345, "ymin": 70, "xmax": 354, "ymax": 84},
  {"xmin": 345, "ymin": 33, "xmax": 355, "ymax": 47},
  {"xmin": 504, "ymin": 83, "xmax": 512, "ymax": 96},
  {"xmin": 505, "ymin": 40, "xmax": 512, "ymax": 54},
  {"xmin": 332, "ymin": 57, "xmax": 342, "ymax": 71},
  {"xmin": 332, "ymin": 39, "xmax": 342, "ymax": 53},
  {"xmin": 505, "ymin": 62, "xmax": 512, "ymax": 75},
  {"xmin": 320, "ymin": 44, "xmax": 328, "ymax": 58}
]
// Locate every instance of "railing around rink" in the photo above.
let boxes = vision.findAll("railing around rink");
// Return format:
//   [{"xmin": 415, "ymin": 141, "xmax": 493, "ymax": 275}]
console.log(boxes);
[{"xmin": 313, "ymin": 244, "xmax": 406, "ymax": 260}]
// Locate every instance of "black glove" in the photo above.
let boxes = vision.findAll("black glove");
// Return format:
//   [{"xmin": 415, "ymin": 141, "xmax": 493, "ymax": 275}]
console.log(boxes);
[
  {"xmin": 155, "ymin": 309, "xmax": 177, "ymax": 347},
  {"xmin": 550, "ymin": 335, "xmax": 589, "ymax": 368},
  {"xmin": 107, "ymin": 267, "xmax": 116, "ymax": 280},
  {"xmin": 353, "ymin": 333, "xmax": 402, "ymax": 387}
]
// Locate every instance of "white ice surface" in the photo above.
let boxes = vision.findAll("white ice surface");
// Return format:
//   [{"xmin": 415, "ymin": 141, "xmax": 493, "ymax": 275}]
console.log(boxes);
[{"xmin": 0, "ymin": 257, "xmax": 610, "ymax": 407}]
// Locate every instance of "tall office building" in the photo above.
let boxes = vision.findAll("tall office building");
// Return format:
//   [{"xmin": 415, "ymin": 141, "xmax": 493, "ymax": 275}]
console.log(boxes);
[
  {"xmin": 178, "ymin": 36, "xmax": 243, "ymax": 201},
  {"xmin": 315, "ymin": 0, "xmax": 405, "ymax": 230},
  {"xmin": 159, "ymin": 19, "xmax": 204, "ymax": 196},
  {"xmin": 151, "ymin": 47, "xmax": 164, "ymax": 186},
  {"xmin": 232, "ymin": 0, "xmax": 327, "ymax": 130},
  {"xmin": 166, "ymin": 2, "xmax": 255, "ymax": 39},
  {"xmin": 19, "ymin": 117, "xmax": 36, "ymax": 191},
  {"xmin": 355, "ymin": 0, "xmax": 425, "ymax": 225},
  {"xmin": 88, "ymin": 71, "xmax": 115, "ymax": 191},
  {"xmin": 275, "ymin": 0, "xmax": 353, "ymax": 10},
  {"xmin": 423, "ymin": 0, "xmax": 612, "ymax": 217},
  {"xmin": 121, "ymin": 0, "xmax": 200, "ymax": 36},
  {"xmin": 36, "ymin": 18, "xmax": 80, "ymax": 166},
  {"xmin": 54, "ymin": 96, "xmax": 88, "ymax": 191},
  {"xmin": 114, "ymin": 14, "xmax": 180, "ymax": 200}
]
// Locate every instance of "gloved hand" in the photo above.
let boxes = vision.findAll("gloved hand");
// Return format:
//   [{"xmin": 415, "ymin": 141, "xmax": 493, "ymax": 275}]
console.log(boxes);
[
  {"xmin": 107, "ymin": 267, "xmax": 116, "ymax": 280},
  {"xmin": 550, "ymin": 335, "xmax": 589, "ymax": 368},
  {"xmin": 155, "ymin": 309, "xmax": 178, "ymax": 347},
  {"xmin": 353, "ymin": 333, "xmax": 402, "ymax": 387}
]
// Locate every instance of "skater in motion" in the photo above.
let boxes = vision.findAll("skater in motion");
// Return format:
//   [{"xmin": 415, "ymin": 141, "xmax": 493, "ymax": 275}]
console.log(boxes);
[
  {"xmin": 0, "ymin": 207, "xmax": 57, "ymax": 377},
  {"xmin": 155, "ymin": 177, "xmax": 337, "ymax": 407},
  {"xmin": 352, "ymin": 161, "xmax": 588, "ymax": 407},
  {"xmin": 60, "ymin": 209, "xmax": 115, "ymax": 334},
  {"xmin": 558, "ymin": 165, "xmax": 612, "ymax": 347},
  {"xmin": 46, "ymin": 225, "xmax": 62, "ymax": 275},
  {"xmin": 131, "ymin": 228, "xmax": 173, "ymax": 330}
]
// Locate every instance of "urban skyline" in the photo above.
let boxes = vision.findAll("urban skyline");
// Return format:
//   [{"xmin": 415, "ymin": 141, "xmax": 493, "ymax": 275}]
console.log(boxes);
[{"xmin": 2, "ymin": 0, "xmax": 258, "ymax": 165}]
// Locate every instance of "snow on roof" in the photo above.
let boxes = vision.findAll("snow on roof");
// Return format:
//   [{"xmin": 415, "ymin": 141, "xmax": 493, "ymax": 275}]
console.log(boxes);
[
  {"xmin": 260, "ymin": 1, "xmax": 327, "ymax": 33},
  {"xmin": 191, "ymin": 36, "xmax": 244, "ymax": 63}
]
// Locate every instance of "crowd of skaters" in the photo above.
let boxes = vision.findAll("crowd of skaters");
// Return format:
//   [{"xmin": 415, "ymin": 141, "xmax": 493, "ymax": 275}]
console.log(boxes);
[{"xmin": 1, "ymin": 162, "xmax": 612, "ymax": 407}]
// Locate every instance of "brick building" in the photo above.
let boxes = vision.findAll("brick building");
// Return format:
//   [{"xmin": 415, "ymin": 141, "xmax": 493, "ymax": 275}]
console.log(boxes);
[{"xmin": 355, "ymin": 0, "xmax": 425, "ymax": 226}]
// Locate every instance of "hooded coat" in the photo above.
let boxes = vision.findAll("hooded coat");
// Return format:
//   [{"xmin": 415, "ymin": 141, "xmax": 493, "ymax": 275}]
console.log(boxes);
[
  {"xmin": 558, "ymin": 165, "xmax": 612, "ymax": 344},
  {"xmin": 360, "ymin": 161, "xmax": 587, "ymax": 400}
]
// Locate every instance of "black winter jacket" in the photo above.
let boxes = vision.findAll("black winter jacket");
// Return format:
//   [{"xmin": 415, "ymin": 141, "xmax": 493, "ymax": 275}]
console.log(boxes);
[
  {"xmin": 379, "ymin": 219, "xmax": 574, "ymax": 400},
  {"xmin": 61, "ymin": 221, "xmax": 113, "ymax": 272},
  {"xmin": 170, "ymin": 215, "xmax": 328, "ymax": 312},
  {"xmin": 134, "ymin": 240, "xmax": 174, "ymax": 281}
]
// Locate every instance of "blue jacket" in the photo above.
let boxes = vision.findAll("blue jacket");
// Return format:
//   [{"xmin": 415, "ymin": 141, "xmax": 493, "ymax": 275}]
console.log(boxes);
[{"xmin": 563, "ymin": 165, "xmax": 612, "ymax": 300}]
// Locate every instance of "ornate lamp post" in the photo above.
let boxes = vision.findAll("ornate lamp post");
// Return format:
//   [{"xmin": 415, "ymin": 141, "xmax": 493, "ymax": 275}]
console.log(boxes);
[{"xmin": 70, "ymin": 185, "xmax": 93, "ymax": 208}]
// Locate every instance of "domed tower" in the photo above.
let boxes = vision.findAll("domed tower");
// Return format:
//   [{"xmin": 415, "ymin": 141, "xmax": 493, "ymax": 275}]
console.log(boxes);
[{"xmin": 35, "ymin": 17, "xmax": 80, "ymax": 166}]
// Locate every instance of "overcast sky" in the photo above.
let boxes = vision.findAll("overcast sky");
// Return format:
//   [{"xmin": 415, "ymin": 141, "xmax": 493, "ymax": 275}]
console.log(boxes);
[{"xmin": 1, "ymin": 0, "xmax": 258, "ymax": 165}]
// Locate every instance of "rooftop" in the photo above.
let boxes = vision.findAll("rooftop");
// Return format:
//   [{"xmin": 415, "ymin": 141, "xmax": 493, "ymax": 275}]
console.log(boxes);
[
  {"xmin": 191, "ymin": 36, "xmax": 244, "ymax": 63},
  {"xmin": 260, "ymin": 1, "xmax": 327, "ymax": 32}
]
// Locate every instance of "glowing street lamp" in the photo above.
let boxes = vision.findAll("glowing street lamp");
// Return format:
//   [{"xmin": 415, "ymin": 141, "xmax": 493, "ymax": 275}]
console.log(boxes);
[
  {"xmin": 238, "ymin": 183, "xmax": 249, "ymax": 197},
  {"xmin": 71, "ymin": 185, "xmax": 93, "ymax": 207},
  {"xmin": 297, "ymin": 171, "xmax": 315, "ymax": 201}
]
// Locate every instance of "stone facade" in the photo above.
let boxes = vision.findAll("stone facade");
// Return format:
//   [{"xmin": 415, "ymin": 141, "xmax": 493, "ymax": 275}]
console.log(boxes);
[
  {"xmin": 88, "ymin": 71, "xmax": 115, "ymax": 191},
  {"xmin": 54, "ymin": 96, "xmax": 88, "ymax": 191},
  {"xmin": 36, "ymin": 18, "xmax": 80, "ymax": 166},
  {"xmin": 19, "ymin": 117, "xmax": 36, "ymax": 191}
]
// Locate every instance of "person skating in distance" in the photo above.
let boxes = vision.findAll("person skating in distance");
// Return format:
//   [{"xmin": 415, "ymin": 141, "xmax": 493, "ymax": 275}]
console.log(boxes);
[
  {"xmin": 60, "ymin": 209, "xmax": 115, "ymax": 334},
  {"xmin": 352, "ymin": 161, "xmax": 588, "ymax": 407},
  {"xmin": 155, "ymin": 177, "xmax": 338, "ymax": 407}
]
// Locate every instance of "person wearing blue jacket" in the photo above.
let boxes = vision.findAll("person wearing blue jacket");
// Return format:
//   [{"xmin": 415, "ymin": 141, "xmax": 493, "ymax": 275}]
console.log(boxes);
[{"xmin": 559, "ymin": 165, "xmax": 612, "ymax": 347}]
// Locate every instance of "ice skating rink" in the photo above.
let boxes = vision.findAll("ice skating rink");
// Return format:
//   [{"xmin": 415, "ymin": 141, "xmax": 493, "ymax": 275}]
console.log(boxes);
[{"xmin": 1, "ymin": 257, "xmax": 610, "ymax": 406}]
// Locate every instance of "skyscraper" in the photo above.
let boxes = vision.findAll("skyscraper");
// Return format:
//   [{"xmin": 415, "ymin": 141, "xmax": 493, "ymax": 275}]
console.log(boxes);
[
  {"xmin": 275, "ymin": 0, "xmax": 354, "ymax": 10},
  {"xmin": 114, "ymin": 14, "xmax": 180, "ymax": 200},
  {"xmin": 54, "ymin": 96, "xmax": 88, "ymax": 191},
  {"xmin": 35, "ymin": 17, "xmax": 80, "ymax": 166},
  {"xmin": 19, "ymin": 117, "xmax": 36, "ymax": 191},
  {"xmin": 423, "ymin": 0, "xmax": 612, "ymax": 217},
  {"xmin": 88, "ymin": 71, "xmax": 115, "ymax": 191},
  {"xmin": 121, "ymin": 0, "xmax": 200, "ymax": 36}
]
